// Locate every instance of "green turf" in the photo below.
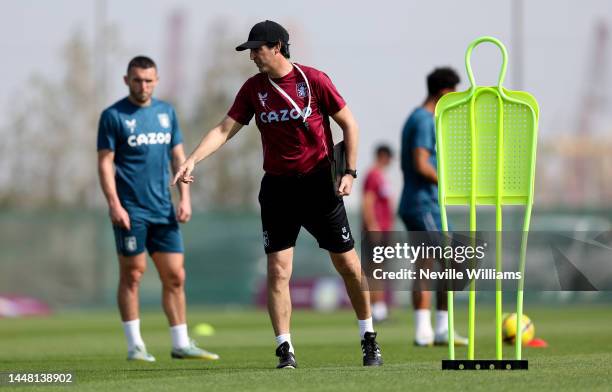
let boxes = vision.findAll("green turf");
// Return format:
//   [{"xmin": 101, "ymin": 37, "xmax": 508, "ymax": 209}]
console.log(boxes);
[{"xmin": 0, "ymin": 304, "xmax": 611, "ymax": 391}]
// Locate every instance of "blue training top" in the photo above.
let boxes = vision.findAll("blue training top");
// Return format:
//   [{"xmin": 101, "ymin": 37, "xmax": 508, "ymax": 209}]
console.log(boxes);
[
  {"xmin": 97, "ymin": 97, "xmax": 183, "ymax": 222},
  {"xmin": 398, "ymin": 107, "xmax": 439, "ymax": 216}
]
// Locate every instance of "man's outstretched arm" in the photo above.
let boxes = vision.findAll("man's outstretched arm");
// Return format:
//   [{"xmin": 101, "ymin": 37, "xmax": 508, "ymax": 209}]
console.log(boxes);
[
  {"xmin": 171, "ymin": 144, "xmax": 192, "ymax": 222},
  {"xmin": 172, "ymin": 116, "xmax": 244, "ymax": 185}
]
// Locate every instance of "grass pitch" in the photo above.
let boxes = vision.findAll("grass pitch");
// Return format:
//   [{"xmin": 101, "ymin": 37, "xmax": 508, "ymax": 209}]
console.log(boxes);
[{"xmin": 1, "ymin": 304, "xmax": 611, "ymax": 391}]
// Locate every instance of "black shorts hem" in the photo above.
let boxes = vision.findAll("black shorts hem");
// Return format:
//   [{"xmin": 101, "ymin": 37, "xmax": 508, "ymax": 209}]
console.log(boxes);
[
  {"xmin": 320, "ymin": 241, "xmax": 355, "ymax": 254},
  {"xmin": 264, "ymin": 243, "xmax": 296, "ymax": 255}
]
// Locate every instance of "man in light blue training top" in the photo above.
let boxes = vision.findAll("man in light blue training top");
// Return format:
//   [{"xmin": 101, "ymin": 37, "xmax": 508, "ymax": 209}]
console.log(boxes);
[
  {"xmin": 398, "ymin": 67, "xmax": 468, "ymax": 347},
  {"xmin": 97, "ymin": 56, "xmax": 219, "ymax": 362}
]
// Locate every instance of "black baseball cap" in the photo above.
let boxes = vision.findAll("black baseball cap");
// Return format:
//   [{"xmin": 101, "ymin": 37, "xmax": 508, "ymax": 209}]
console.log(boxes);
[{"xmin": 236, "ymin": 20, "xmax": 289, "ymax": 51}]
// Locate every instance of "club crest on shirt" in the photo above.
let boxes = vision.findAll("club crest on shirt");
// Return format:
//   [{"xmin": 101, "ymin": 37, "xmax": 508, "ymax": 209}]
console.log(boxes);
[
  {"xmin": 258, "ymin": 92, "xmax": 268, "ymax": 107},
  {"xmin": 158, "ymin": 113, "xmax": 170, "ymax": 129},
  {"xmin": 296, "ymin": 82, "xmax": 308, "ymax": 98},
  {"xmin": 125, "ymin": 119, "xmax": 137, "ymax": 133}
]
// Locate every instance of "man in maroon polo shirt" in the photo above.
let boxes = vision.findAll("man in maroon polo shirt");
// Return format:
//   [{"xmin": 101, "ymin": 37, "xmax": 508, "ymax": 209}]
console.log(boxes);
[{"xmin": 173, "ymin": 20, "xmax": 383, "ymax": 369}]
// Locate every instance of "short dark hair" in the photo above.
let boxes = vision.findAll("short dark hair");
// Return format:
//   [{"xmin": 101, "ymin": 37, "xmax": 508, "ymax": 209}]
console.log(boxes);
[
  {"xmin": 127, "ymin": 56, "xmax": 157, "ymax": 74},
  {"xmin": 265, "ymin": 41, "xmax": 291, "ymax": 59},
  {"xmin": 427, "ymin": 67, "xmax": 460, "ymax": 97},
  {"xmin": 376, "ymin": 144, "xmax": 393, "ymax": 158}
]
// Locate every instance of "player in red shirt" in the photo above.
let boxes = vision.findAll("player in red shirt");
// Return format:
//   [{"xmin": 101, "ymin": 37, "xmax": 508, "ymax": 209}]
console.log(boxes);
[
  {"xmin": 362, "ymin": 145, "xmax": 394, "ymax": 322},
  {"xmin": 173, "ymin": 20, "xmax": 383, "ymax": 368},
  {"xmin": 362, "ymin": 145, "xmax": 394, "ymax": 232}
]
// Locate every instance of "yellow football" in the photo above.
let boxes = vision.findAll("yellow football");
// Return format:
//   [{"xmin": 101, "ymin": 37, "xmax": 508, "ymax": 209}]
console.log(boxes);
[
  {"xmin": 502, "ymin": 313, "xmax": 534, "ymax": 345},
  {"xmin": 193, "ymin": 323, "xmax": 215, "ymax": 337}
]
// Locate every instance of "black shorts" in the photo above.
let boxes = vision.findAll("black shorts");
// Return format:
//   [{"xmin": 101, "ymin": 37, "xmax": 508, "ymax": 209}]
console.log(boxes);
[{"xmin": 258, "ymin": 167, "xmax": 355, "ymax": 254}]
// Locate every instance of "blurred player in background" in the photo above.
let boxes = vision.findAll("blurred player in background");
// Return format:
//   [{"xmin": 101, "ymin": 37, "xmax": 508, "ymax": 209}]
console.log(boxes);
[
  {"xmin": 362, "ymin": 144, "xmax": 394, "ymax": 322},
  {"xmin": 398, "ymin": 67, "xmax": 468, "ymax": 347},
  {"xmin": 174, "ymin": 20, "xmax": 383, "ymax": 369},
  {"xmin": 97, "ymin": 56, "xmax": 219, "ymax": 362}
]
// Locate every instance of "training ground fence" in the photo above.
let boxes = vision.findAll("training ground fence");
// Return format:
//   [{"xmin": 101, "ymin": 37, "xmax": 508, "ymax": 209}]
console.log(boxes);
[{"xmin": 0, "ymin": 208, "xmax": 611, "ymax": 310}]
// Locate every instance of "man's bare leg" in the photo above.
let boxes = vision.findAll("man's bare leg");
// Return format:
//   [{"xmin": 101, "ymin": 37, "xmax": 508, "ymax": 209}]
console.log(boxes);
[
  {"xmin": 413, "ymin": 258, "xmax": 434, "ymax": 346},
  {"xmin": 412, "ymin": 290, "xmax": 432, "ymax": 310},
  {"xmin": 151, "ymin": 252, "xmax": 186, "ymax": 327},
  {"xmin": 118, "ymin": 253, "xmax": 147, "ymax": 322},
  {"xmin": 267, "ymin": 248, "xmax": 294, "ymax": 348},
  {"xmin": 267, "ymin": 247, "xmax": 298, "ymax": 368},
  {"xmin": 117, "ymin": 252, "xmax": 154, "ymax": 360},
  {"xmin": 151, "ymin": 251, "xmax": 219, "ymax": 359},
  {"xmin": 330, "ymin": 248, "xmax": 383, "ymax": 366},
  {"xmin": 329, "ymin": 249, "xmax": 370, "ymax": 320}
]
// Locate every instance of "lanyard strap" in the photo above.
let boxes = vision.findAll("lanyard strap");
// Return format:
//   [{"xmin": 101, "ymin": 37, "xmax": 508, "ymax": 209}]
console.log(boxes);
[{"xmin": 267, "ymin": 63, "xmax": 312, "ymax": 123}]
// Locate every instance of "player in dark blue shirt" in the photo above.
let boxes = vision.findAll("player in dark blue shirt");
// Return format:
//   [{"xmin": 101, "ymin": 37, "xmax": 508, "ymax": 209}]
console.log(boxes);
[
  {"xmin": 97, "ymin": 56, "xmax": 218, "ymax": 362},
  {"xmin": 399, "ymin": 67, "xmax": 468, "ymax": 347}
]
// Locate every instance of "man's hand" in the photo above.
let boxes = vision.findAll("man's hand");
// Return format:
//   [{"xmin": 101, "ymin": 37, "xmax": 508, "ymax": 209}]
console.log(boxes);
[
  {"xmin": 337, "ymin": 174, "xmax": 354, "ymax": 197},
  {"xmin": 176, "ymin": 199, "xmax": 192, "ymax": 223},
  {"xmin": 110, "ymin": 204, "xmax": 131, "ymax": 230},
  {"xmin": 172, "ymin": 159, "xmax": 195, "ymax": 185}
]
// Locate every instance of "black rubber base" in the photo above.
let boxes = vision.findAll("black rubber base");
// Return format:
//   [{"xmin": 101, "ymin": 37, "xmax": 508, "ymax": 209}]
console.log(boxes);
[{"xmin": 442, "ymin": 360, "xmax": 528, "ymax": 370}]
